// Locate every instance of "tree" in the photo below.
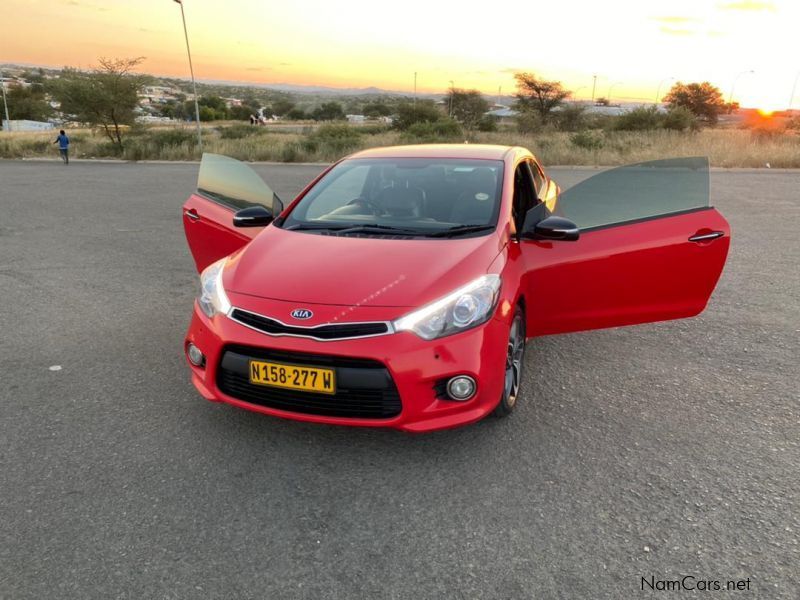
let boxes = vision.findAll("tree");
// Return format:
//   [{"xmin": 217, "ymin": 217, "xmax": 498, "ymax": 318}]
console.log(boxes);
[
  {"xmin": 446, "ymin": 89, "xmax": 490, "ymax": 131},
  {"xmin": 312, "ymin": 102, "xmax": 345, "ymax": 121},
  {"xmin": 4, "ymin": 83, "xmax": 52, "ymax": 122},
  {"xmin": 514, "ymin": 73, "xmax": 570, "ymax": 120},
  {"xmin": 286, "ymin": 108, "xmax": 307, "ymax": 120},
  {"xmin": 50, "ymin": 57, "xmax": 145, "ymax": 147},
  {"xmin": 392, "ymin": 101, "xmax": 442, "ymax": 130},
  {"xmin": 271, "ymin": 99, "xmax": 295, "ymax": 116},
  {"xmin": 664, "ymin": 82, "xmax": 727, "ymax": 124},
  {"xmin": 363, "ymin": 102, "xmax": 391, "ymax": 118}
]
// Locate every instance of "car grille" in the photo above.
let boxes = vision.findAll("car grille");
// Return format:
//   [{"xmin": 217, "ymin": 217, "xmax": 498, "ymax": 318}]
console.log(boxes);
[
  {"xmin": 230, "ymin": 308, "xmax": 391, "ymax": 340},
  {"xmin": 216, "ymin": 345, "xmax": 402, "ymax": 419}
]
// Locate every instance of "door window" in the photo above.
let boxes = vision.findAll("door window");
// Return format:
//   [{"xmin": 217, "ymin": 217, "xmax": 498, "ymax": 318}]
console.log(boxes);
[
  {"xmin": 197, "ymin": 153, "xmax": 283, "ymax": 214},
  {"xmin": 512, "ymin": 162, "xmax": 537, "ymax": 232},
  {"xmin": 556, "ymin": 157, "xmax": 709, "ymax": 230}
]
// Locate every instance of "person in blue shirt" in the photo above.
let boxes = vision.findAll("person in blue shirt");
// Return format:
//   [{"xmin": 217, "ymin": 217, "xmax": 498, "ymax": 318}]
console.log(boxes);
[{"xmin": 53, "ymin": 130, "xmax": 70, "ymax": 164}]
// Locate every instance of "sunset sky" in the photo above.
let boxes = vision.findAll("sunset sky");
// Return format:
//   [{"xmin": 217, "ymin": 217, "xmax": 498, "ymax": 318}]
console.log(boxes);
[{"xmin": 4, "ymin": 0, "xmax": 799, "ymax": 110}]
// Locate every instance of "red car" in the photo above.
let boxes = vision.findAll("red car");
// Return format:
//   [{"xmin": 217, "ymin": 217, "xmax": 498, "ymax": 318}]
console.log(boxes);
[{"xmin": 182, "ymin": 145, "xmax": 729, "ymax": 432}]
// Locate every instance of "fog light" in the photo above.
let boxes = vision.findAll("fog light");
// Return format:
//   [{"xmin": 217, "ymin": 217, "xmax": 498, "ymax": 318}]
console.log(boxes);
[
  {"xmin": 446, "ymin": 376, "xmax": 476, "ymax": 401},
  {"xmin": 187, "ymin": 343, "xmax": 205, "ymax": 367}
]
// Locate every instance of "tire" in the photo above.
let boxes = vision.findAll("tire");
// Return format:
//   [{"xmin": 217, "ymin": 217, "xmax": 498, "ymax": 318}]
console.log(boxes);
[{"xmin": 493, "ymin": 305, "xmax": 526, "ymax": 418}]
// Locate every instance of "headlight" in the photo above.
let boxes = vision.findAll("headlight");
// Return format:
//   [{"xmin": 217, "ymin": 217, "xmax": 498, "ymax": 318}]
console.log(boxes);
[
  {"xmin": 393, "ymin": 275, "xmax": 501, "ymax": 340},
  {"xmin": 198, "ymin": 258, "xmax": 231, "ymax": 318}
]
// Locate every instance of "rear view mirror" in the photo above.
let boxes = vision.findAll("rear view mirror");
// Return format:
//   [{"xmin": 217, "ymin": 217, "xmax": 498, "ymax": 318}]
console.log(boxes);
[{"xmin": 233, "ymin": 205, "xmax": 273, "ymax": 227}]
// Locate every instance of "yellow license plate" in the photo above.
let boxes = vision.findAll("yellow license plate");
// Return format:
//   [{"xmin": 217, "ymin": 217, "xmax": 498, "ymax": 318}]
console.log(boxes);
[{"xmin": 248, "ymin": 360, "xmax": 336, "ymax": 394}]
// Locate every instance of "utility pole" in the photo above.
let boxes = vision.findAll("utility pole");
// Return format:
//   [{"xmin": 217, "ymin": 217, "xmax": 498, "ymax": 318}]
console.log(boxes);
[
  {"xmin": 591, "ymin": 74, "xmax": 597, "ymax": 103},
  {"xmin": 414, "ymin": 72, "xmax": 417, "ymax": 105},
  {"xmin": 788, "ymin": 71, "xmax": 799, "ymax": 111},
  {"xmin": 448, "ymin": 80, "xmax": 455, "ymax": 117},
  {"xmin": 173, "ymin": 0, "xmax": 202, "ymax": 152},
  {"xmin": 0, "ymin": 70, "xmax": 11, "ymax": 132}
]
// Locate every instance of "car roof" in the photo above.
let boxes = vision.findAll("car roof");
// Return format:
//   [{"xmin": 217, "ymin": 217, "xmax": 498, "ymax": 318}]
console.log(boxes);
[{"xmin": 347, "ymin": 144, "xmax": 518, "ymax": 161}]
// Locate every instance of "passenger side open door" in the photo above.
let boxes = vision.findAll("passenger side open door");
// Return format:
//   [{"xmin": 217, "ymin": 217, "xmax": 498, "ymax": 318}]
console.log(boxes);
[
  {"xmin": 182, "ymin": 154, "xmax": 284, "ymax": 272},
  {"xmin": 521, "ymin": 158, "xmax": 730, "ymax": 336}
]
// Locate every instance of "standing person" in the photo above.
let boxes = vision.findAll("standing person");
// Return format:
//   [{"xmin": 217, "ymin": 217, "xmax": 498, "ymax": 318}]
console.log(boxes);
[{"xmin": 53, "ymin": 130, "xmax": 70, "ymax": 164}]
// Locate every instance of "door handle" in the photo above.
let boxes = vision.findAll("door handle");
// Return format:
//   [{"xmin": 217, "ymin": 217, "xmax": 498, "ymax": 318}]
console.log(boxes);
[
  {"xmin": 184, "ymin": 209, "xmax": 200, "ymax": 221},
  {"xmin": 689, "ymin": 231, "xmax": 724, "ymax": 243}
]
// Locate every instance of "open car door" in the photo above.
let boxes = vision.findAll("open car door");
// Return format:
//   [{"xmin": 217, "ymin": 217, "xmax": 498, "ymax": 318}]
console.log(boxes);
[
  {"xmin": 182, "ymin": 154, "xmax": 284, "ymax": 272},
  {"xmin": 524, "ymin": 157, "xmax": 730, "ymax": 336}
]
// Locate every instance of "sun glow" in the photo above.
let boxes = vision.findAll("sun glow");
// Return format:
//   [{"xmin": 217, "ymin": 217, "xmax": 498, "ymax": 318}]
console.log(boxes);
[{"xmin": 3, "ymin": 0, "xmax": 798, "ymax": 109}]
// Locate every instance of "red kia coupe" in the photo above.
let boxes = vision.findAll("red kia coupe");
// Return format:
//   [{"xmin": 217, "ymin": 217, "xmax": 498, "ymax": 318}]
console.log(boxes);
[{"xmin": 182, "ymin": 145, "xmax": 729, "ymax": 432}]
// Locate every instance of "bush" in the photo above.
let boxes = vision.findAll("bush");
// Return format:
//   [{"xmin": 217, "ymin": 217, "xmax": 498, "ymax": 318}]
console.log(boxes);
[
  {"xmin": 393, "ymin": 102, "xmax": 442, "ymax": 131},
  {"xmin": 570, "ymin": 130, "xmax": 604, "ymax": 150},
  {"xmin": 614, "ymin": 106, "xmax": 662, "ymax": 131},
  {"xmin": 306, "ymin": 124, "xmax": 362, "ymax": 155},
  {"xmin": 555, "ymin": 104, "xmax": 587, "ymax": 132},
  {"xmin": 516, "ymin": 111, "xmax": 544, "ymax": 134},
  {"xmin": 286, "ymin": 108, "xmax": 306, "ymax": 120},
  {"xmin": 146, "ymin": 128, "xmax": 197, "ymax": 148},
  {"xmin": 477, "ymin": 115, "xmax": 498, "ymax": 132},
  {"xmin": 663, "ymin": 106, "xmax": 696, "ymax": 131},
  {"xmin": 400, "ymin": 119, "xmax": 463, "ymax": 143}
]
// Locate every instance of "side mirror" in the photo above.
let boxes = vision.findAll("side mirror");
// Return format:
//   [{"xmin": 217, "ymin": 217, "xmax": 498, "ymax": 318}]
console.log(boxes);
[
  {"xmin": 531, "ymin": 216, "xmax": 580, "ymax": 241},
  {"xmin": 521, "ymin": 214, "xmax": 580, "ymax": 241},
  {"xmin": 233, "ymin": 205, "xmax": 273, "ymax": 227}
]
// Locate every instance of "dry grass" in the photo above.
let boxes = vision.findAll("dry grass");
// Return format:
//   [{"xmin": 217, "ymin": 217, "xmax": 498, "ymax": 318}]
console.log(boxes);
[{"xmin": 1, "ymin": 123, "xmax": 798, "ymax": 167}]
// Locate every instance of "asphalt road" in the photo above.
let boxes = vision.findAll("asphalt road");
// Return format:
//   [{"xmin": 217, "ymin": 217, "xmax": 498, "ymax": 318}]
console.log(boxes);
[{"xmin": 1, "ymin": 160, "xmax": 798, "ymax": 599}]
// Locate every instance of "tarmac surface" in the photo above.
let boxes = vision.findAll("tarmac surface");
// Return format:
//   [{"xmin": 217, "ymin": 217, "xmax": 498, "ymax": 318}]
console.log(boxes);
[{"xmin": 1, "ymin": 160, "xmax": 798, "ymax": 598}]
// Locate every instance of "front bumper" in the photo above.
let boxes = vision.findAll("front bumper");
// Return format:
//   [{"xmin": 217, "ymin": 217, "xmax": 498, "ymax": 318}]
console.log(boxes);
[{"xmin": 184, "ymin": 295, "xmax": 510, "ymax": 433}]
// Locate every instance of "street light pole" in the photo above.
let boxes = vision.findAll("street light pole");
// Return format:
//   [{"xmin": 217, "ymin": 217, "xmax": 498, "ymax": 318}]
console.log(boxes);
[
  {"xmin": 414, "ymin": 72, "xmax": 417, "ymax": 106},
  {"xmin": 173, "ymin": 0, "xmax": 202, "ymax": 152},
  {"xmin": 655, "ymin": 77, "xmax": 675, "ymax": 104},
  {"xmin": 728, "ymin": 70, "xmax": 755, "ymax": 106},
  {"xmin": 789, "ymin": 71, "xmax": 800, "ymax": 112},
  {"xmin": 0, "ymin": 70, "xmax": 11, "ymax": 132},
  {"xmin": 448, "ymin": 80, "xmax": 455, "ymax": 117}
]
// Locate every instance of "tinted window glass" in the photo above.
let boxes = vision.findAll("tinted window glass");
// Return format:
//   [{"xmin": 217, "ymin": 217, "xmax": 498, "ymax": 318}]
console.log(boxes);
[
  {"xmin": 197, "ymin": 153, "xmax": 283, "ymax": 213},
  {"xmin": 556, "ymin": 157, "xmax": 709, "ymax": 230}
]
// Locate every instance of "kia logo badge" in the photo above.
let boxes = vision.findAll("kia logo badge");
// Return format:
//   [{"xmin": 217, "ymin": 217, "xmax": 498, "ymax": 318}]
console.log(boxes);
[{"xmin": 290, "ymin": 308, "xmax": 313, "ymax": 320}]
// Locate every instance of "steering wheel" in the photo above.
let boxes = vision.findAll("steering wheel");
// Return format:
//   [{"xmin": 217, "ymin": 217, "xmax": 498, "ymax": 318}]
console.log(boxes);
[{"xmin": 345, "ymin": 197, "xmax": 383, "ymax": 215}]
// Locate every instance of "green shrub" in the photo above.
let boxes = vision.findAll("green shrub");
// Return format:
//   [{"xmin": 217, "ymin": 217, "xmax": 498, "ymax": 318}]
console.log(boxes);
[
  {"xmin": 393, "ymin": 102, "xmax": 442, "ymax": 131},
  {"xmin": 477, "ymin": 115, "xmax": 498, "ymax": 132},
  {"xmin": 516, "ymin": 111, "xmax": 543, "ymax": 134},
  {"xmin": 570, "ymin": 130, "xmax": 604, "ymax": 150},
  {"xmin": 555, "ymin": 104, "xmax": 587, "ymax": 132},
  {"xmin": 400, "ymin": 119, "xmax": 463, "ymax": 143},
  {"xmin": 309, "ymin": 124, "xmax": 362, "ymax": 154},
  {"xmin": 662, "ymin": 106, "xmax": 696, "ymax": 131},
  {"xmin": 614, "ymin": 106, "xmax": 663, "ymax": 131},
  {"xmin": 146, "ymin": 128, "xmax": 197, "ymax": 148},
  {"xmin": 358, "ymin": 124, "xmax": 391, "ymax": 135}
]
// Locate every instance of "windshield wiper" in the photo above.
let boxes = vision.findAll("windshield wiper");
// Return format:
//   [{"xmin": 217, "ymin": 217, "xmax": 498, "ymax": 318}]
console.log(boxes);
[
  {"xmin": 424, "ymin": 224, "xmax": 496, "ymax": 238},
  {"xmin": 286, "ymin": 223, "xmax": 348, "ymax": 231},
  {"xmin": 334, "ymin": 224, "xmax": 422, "ymax": 236}
]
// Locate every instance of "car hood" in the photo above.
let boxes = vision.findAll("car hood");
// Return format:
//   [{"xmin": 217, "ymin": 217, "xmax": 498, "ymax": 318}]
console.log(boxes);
[{"xmin": 224, "ymin": 226, "xmax": 504, "ymax": 308}]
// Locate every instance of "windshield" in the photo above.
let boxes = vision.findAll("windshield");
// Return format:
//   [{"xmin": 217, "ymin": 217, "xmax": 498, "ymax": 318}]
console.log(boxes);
[{"xmin": 280, "ymin": 158, "xmax": 505, "ymax": 237}]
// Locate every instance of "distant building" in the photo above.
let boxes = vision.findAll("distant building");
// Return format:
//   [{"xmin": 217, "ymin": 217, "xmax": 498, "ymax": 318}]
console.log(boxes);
[
  {"xmin": 346, "ymin": 114, "xmax": 365, "ymax": 123},
  {"xmin": 2, "ymin": 119, "xmax": 55, "ymax": 132}
]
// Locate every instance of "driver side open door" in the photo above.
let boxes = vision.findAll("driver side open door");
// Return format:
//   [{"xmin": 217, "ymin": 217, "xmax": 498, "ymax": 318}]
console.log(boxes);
[
  {"xmin": 182, "ymin": 154, "xmax": 284, "ymax": 272},
  {"xmin": 522, "ymin": 158, "xmax": 730, "ymax": 336}
]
